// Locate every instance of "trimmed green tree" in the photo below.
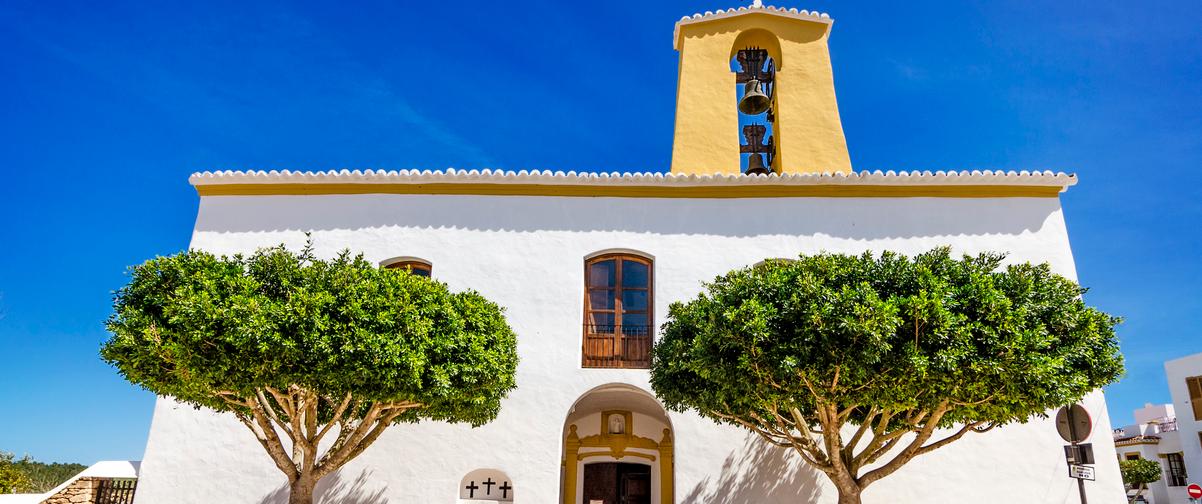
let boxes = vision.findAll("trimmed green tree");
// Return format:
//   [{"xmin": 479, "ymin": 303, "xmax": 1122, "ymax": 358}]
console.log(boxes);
[
  {"xmin": 0, "ymin": 452, "xmax": 31, "ymax": 494},
  {"xmin": 651, "ymin": 249, "xmax": 1123, "ymax": 504},
  {"xmin": 101, "ymin": 245, "xmax": 518, "ymax": 504},
  {"xmin": 1119, "ymin": 458, "xmax": 1162, "ymax": 504}
]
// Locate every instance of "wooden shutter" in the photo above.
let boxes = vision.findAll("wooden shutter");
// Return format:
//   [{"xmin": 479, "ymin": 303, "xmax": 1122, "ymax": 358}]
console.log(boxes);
[{"xmin": 1188, "ymin": 376, "xmax": 1202, "ymax": 421}]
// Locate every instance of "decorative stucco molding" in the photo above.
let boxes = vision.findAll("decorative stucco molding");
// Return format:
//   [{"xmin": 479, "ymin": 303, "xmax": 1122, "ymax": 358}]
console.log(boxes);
[
  {"xmin": 190, "ymin": 169, "xmax": 1077, "ymax": 188},
  {"xmin": 188, "ymin": 169, "xmax": 1076, "ymax": 198},
  {"xmin": 673, "ymin": 1, "xmax": 833, "ymax": 49}
]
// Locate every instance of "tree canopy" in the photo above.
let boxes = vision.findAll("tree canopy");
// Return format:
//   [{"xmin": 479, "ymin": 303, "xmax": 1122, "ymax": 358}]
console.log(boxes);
[
  {"xmin": 651, "ymin": 249, "xmax": 1123, "ymax": 504},
  {"xmin": 0, "ymin": 452, "xmax": 31, "ymax": 494},
  {"xmin": 101, "ymin": 244, "xmax": 519, "ymax": 503},
  {"xmin": 1120, "ymin": 458, "xmax": 1162, "ymax": 504},
  {"xmin": 11, "ymin": 457, "xmax": 86, "ymax": 493}
]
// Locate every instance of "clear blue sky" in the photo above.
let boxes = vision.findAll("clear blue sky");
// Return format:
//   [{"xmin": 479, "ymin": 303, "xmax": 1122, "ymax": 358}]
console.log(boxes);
[{"xmin": 1, "ymin": 0, "xmax": 1198, "ymax": 464}]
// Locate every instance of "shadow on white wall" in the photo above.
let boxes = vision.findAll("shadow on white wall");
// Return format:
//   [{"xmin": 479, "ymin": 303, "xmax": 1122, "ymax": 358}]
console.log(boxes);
[
  {"xmin": 258, "ymin": 469, "xmax": 388, "ymax": 504},
  {"xmin": 195, "ymin": 195, "xmax": 1061, "ymax": 240},
  {"xmin": 680, "ymin": 434, "xmax": 825, "ymax": 504}
]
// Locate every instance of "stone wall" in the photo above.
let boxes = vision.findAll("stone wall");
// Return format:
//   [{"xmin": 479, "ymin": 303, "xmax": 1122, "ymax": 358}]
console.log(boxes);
[
  {"xmin": 41, "ymin": 477, "xmax": 101, "ymax": 504},
  {"xmin": 41, "ymin": 477, "xmax": 135, "ymax": 504}
]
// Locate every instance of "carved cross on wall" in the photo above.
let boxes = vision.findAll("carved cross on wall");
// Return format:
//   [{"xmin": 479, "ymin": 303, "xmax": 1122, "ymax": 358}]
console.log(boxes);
[
  {"xmin": 464, "ymin": 481, "xmax": 479, "ymax": 498},
  {"xmin": 483, "ymin": 478, "xmax": 496, "ymax": 495},
  {"xmin": 499, "ymin": 481, "xmax": 512, "ymax": 499}
]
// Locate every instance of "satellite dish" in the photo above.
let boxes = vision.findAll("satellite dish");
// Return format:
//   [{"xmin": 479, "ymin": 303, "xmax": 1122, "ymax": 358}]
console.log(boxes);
[{"xmin": 1056, "ymin": 404, "xmax": 1093, "ymax": 443}]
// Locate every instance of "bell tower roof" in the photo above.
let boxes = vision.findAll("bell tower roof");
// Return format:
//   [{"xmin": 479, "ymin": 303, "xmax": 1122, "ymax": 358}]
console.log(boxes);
[{"xmin": 672, "ymin": 2, "xmax": 833, "ymax": 50}]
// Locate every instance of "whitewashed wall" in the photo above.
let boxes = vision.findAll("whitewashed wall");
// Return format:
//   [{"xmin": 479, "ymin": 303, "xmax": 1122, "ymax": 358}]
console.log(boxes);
[
  {"xmin": 134, "ymin": 193, "xmax": 1125, "ymax": 503},
  {"xmin": 1165, "ymin": 353, "xmax": 1202, "ymax": 503}
]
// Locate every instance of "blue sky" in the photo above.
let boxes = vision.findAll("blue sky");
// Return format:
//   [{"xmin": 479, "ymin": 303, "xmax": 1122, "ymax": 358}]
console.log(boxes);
[{"xmin": 0, "ymin": 0, "xmax": 1198, "ymax": 463}]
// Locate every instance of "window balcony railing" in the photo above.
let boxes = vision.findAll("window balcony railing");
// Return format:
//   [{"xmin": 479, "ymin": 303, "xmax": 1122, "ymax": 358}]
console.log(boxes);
[{"xmin": 583, "ymin": 324, "xmax": 652, "ymax": 369}]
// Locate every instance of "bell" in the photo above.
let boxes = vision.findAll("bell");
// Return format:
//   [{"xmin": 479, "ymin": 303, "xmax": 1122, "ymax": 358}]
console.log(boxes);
[
  {"xmin": 746, "ymin": 153, "xmax": 771, "ymax": 175},
  {"xmin": 738, "ymin": 79, "xmax": 771, "ymax": 115}
]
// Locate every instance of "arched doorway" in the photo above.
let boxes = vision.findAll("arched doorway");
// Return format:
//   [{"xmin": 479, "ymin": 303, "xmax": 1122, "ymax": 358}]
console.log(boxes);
[{"xmin": 561, "ymin": 384, "xmax": 673, "ymax": 504}]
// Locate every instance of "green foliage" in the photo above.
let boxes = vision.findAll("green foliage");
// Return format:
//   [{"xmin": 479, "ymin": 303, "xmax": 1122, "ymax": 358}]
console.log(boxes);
[
  {"xmin": 1120, "ymin": 459, "xmax": 1162, "ymax": 486},
  {"xmin": 13, "ymin": 458, "xmax": 87, "ymax": 493},
  {"xmin": 0, "ymin": 452, "xmax": 31, "ymax": 494},
  {"xmin": 652, "ymin": 248, "xmax": 1122, "ymax": 503},
  {"xmin": 101, "ymin": 244, "xmax": 519, "ymax": 428},
  {"xmin": 652, "ymin": 248, "xmax": 1122, "ymax": 430},
  {"xmin": 0, "ymin": 455, "xmax": 87, "ymax": 494}
]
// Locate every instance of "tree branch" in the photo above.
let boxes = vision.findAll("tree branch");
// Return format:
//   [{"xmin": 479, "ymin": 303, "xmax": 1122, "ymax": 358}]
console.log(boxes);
[
  {"xmin": 913, "ymin": 421, "xmax": 989, "ymax": 457},
  {"xmin": 843, "ymin": 407, "xmax": 878, "ymax": 472},
  {"xmin": 314, "ymin": 402, "xmax": 422, "ymax": 479},
  {"xmin": 313, "ymin": 393, "xmax": 354, "ymax": 445},
  {"xmin": 857, "ymin": 401, "xmax": 952, "ymax": 488},
  {"xmin": 237, "ymin": 400, "xmax": 300, "ymax": 481}
]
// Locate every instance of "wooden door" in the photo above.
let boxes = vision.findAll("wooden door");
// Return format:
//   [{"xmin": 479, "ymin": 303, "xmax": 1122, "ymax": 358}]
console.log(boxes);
[
  {"xmin": 619, "ymin": 469, "xmax": 651, "ymax": 504},
  {"xmin": 583, "ymin": 463, "xmax": 618, "ymax": 504},
  {"xmin": 582, "ymin": 463, "xmax": 651, "ymax": 504}
]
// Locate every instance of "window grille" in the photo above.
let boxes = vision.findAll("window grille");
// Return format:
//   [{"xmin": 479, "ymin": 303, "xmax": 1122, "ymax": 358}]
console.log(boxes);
[{"xmin": 1167, "ymin": 452, "xmax": 1188, "ymax": 487}]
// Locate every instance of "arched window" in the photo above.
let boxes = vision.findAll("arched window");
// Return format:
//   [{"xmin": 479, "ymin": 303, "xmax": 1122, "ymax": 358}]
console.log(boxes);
[
  {"xmin": 583, "ymin": 253, "xmax": 652, "ymax": 368},
  {"xmin": 381, "ymin": 258, "xmax": 432, "ymax": 277}
]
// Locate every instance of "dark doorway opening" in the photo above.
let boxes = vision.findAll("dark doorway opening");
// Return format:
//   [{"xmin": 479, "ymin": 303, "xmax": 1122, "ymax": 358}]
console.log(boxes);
[{"xmin": 582, "ymin": 462, "xmax": 651, "ymax": 504}]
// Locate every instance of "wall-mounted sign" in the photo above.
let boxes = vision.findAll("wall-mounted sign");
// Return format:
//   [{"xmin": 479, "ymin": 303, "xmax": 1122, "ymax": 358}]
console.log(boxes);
[
  {"xmin": 459, "ymin": 468, "xmax": 513, "ymax": 502},
  {"xmin": 1068, "ymin": 464, "xmax": 1095, "ymax": 481}
]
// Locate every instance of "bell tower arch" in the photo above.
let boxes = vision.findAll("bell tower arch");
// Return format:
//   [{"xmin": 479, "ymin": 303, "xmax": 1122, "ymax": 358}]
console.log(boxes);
[{"xmin": 669, "ymin": 3, "xmax": 852, "ymax": 175}]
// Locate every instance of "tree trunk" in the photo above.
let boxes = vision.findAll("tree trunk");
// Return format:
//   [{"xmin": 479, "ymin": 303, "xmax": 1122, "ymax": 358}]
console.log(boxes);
[
  {"xmin": 834, "ymin": 479, "xmax": 863, "ymax": 504},
  {"xmin": 1130, "ymin": 483, "xmax": 1145, "ymax": 504},
  {"xmin": 288, "ymin": 474, "xmax": 317, "ymax": 504}
]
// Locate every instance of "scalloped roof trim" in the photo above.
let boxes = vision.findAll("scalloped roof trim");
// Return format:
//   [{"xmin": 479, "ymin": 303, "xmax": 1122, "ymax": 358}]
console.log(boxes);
[
  {"xmin": 673, "ymin": 3, "xmax": 834, "ymax": 49},
  {"xmin": 190, "ymin": 169, "xmax": 1077, "ymax": 188}
]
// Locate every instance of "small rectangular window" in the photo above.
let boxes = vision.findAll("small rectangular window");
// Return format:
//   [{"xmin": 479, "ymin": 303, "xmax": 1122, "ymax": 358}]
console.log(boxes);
[{"xmin": 1166, "ymin": 452, "xmax": 1188, "ymax": 486}]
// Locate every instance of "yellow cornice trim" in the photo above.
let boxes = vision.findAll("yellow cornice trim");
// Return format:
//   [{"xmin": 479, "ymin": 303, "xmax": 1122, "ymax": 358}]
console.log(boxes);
[
  {"xmin": 194, "ymin": 183, "xmax": 1063, "ymax": 199},
  {"xmin": 577, "ymin": 451, "xmax": 657, "ymax": 462}
]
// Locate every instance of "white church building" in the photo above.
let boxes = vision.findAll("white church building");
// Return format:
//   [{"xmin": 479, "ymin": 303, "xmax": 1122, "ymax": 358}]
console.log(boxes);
[{"xmin": 132, "ymin": 4, "xmax": 1127, "ymax": 503}]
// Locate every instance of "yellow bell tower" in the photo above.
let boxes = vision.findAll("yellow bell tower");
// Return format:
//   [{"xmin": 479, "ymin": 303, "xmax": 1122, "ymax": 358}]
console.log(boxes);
[{"xmin": 669, "ymin": 2, "xmax": 853, "ymax": 175}]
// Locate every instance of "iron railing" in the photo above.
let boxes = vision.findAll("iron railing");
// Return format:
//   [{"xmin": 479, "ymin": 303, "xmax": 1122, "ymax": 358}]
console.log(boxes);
[
  {"xmin": 96, "ymin": 479, "xmax": 137, "ymax": 504},
  {"xmin": 583, "ymin": 324, "xmax": 652, "ymax": 369}
]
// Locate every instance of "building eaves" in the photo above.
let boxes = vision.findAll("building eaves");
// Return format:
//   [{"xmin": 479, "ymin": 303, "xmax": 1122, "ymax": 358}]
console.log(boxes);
[
  {"xmin": 188, "ymin": 169, "xmax": 1077, "ymax": 198},
  {"xmin": 190, "ymin": 169, "xmax": 1077, "ymax": 188},
  {"xmin": 673, "ymin": 1, "xmax": 833, "ymax": 50},
  {"xmin": 1113, "ymin": 435, "xmax": 1162, "ymax": 446}
]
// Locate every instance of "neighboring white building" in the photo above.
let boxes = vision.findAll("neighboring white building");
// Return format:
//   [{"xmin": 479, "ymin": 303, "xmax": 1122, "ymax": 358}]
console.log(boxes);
[
  {"xmin": 1168, "ymin": 354, "xmax": 1202, "ymax": 498},
  {"xmin": 1112, "ymin": 353, "xmax": 1202, "ymax": 504},
  {"xmin": 1113, "ymin": 404, "xmax": 1187, "ymax": 504},
  {"xmin": 131, "ymin": 4, "xmax": 1129, "ymax": 504}
]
